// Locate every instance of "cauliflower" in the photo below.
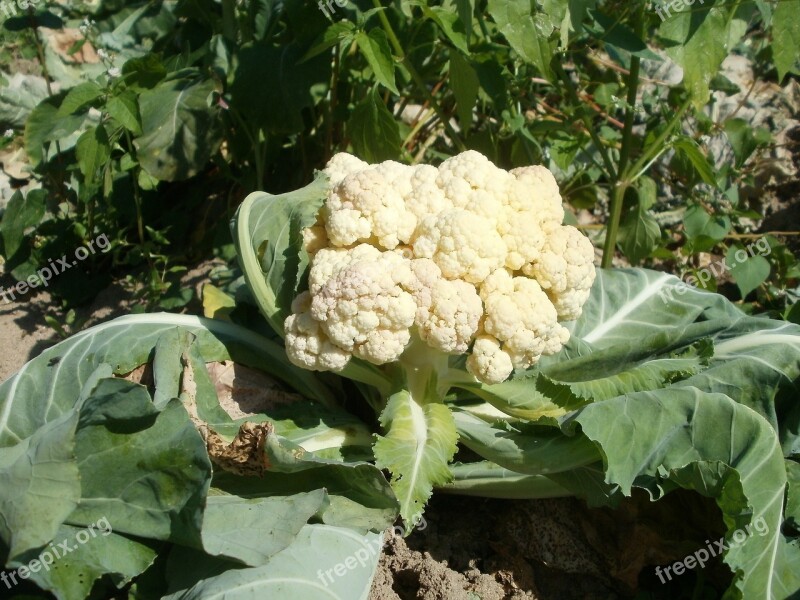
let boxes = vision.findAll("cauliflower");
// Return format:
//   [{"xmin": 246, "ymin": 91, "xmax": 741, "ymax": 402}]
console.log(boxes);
[{"xmin": 285, "ymin": 151, "xmax": 597, "ymax": 385}]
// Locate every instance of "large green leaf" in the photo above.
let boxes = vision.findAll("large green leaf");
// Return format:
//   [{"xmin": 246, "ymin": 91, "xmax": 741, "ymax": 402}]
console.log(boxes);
[
  {"xmin": 0, "ymin": 411, "xmax": 80, "ymax": 561},
  {"xmin": 164, "ymin": 524, "xmax": 382, "ymax": 600},
  {"xmin": 563, "ymin": 388, "xmax": 800, "ymax": 600},
  {"xmin": 12, "ymin": 524, "xmax": 159, "ymax": 600},
  {"xmin": 201, "ymin": 492, "xmax": 327, "ymax": 566},
  {"xmin": 68, "ymin": 396, "xmax": 211, "ymax": 546},
  {"xmin": 0, "ymin": 313, "xmax": 335, "ymax": 446},
  {"xmin": 133, "ymin": 74, "xmax": 221, "ymax": 181},
  {"xmin": 449, "ymin": 51, "xmax": 479, "ymax": 127}
]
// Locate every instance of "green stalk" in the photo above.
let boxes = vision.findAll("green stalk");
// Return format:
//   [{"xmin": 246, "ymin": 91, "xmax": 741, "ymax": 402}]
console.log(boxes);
[
  {"xmin": 601, "ymin": 1, "xmax": 645, "ymax": 268},
  {"xmin": 371, "ymin": 0, "xmax": 466, "ymax": 151}
]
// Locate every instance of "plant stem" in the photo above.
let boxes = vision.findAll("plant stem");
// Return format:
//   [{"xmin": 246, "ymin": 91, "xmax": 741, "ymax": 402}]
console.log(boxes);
[
  {"xmin": 627, "ymin": 97, "xmax": 692, "ymax": 182},
  {"xmin": 601, "ymin": 1, "xmax": 645, "ymax": 268},
  {"xmin": 371, "ymin": 0, "xmax": 466, "ymax": 152}
]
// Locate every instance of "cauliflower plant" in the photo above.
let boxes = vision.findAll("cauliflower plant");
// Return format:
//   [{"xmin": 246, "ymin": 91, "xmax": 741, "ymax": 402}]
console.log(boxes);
[{"xmin": 285, "ymin": 150, "xmax": 596, "ymax": 385}]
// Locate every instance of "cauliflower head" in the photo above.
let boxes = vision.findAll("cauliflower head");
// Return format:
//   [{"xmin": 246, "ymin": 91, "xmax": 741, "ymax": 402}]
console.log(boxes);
[{"xmin": 283, "ymin": 151, "xmax": 597, "ymax": 384}]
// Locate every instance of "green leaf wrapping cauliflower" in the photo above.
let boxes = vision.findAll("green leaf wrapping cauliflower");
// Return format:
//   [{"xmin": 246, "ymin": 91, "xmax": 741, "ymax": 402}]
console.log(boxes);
[{"xmin": 285, "ymin": 150, "xmax": 596, "ymax": 385}]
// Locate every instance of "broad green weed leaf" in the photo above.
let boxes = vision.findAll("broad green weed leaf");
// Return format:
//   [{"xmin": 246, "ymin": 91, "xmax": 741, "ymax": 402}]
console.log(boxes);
[
  {"xmin": 57, "ymin": 82, "xmax": 103, "ymax": 117},
  {"xmin": 449, "ymin": 52, "xmax": 479, "ymax": 127},
  {"xmin": 726, "ymin": 247, "xmax": 770, "ymax": 298},
  {"xmin": 487, "ymin": 0, "xmax": 555, "ymax": 79},
  {"xmin": 354, "ymin": 29, "xmax": 398, "ymax": 94},
  {"xmin": 658, "ymin": 0, "xmax": 745, "ymax": 107},
  {"xmin": 76, "ymin": 125, "xmax": 111, "ymax": 180},
  {"xmin": 347, "ymin": 89, "xmax": 401, "ymax": 162},
  {"xmin": 231, "ymin": 42, "xmax": 331, "ymax": 134},
  {"xmin": 106, "ymin": 91, "xmax": 142, "ymax": 135},
  {"xmin": 134, "ymin": 75, "xmax": 221, "ymax": 181},
  {"xmin": 0, "ymin": 189, "xmax": 45, "ymax": 261},
  {"xmin": 773, "ymin": 0, "xmax": 800, "ymax": 80}
]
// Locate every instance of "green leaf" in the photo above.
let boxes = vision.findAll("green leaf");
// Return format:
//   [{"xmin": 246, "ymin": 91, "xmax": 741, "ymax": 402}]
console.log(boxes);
[
  {"xmin": 726, "ymin": 246, "xmax": 770, "ymax": 298},
  {"xmin": 658, "ymin": 0, "xmax": 745, "ymax": 107},
  {"xmin": 454, "ymin": 0, "xmax": 474, "ymax": 43},
  {"xmin": 683, "ymin": 204, "xmax": 730, "ymax": 245},
  {"xmin": 586, "ymin": 10, "xmax": 660, "ymax": 60},
  {"xmin": 449, "ymin": 51, "xmax": 479, "ymax": 128},
  {"xmin": 354, "ymin": 29, "xmax": 399, "ymax": 94},
  {"xmin": 347, "ymin": 88, "xmax": 401, "ymax": 163},
  {"xmin": 0, "ymin": 411, "xmax": 80, "ymax": 560},
  {"xmin": 133, "ymin": 75, "xmax": 221, "ymax": 181},
  {"xmin": 231, "ymin": 42, "xmax": 331, "ymax": 134},
  {"xmin": 106, "ymin": 91, "xmax": 142, "ymax": 135},
  {"xmin": 232, "ymin": 175, "xmax": 328, "ymax": 337},
  {"xmin": 617, "ymin": 176, "xmax": 660, "ymax": 264},
  {"xmin": 15, "ymin": 523, "xmax": 158, "ymax": 600},
  {"xmin": 201, "ymin": 492, "xmax": 327, "ymax": 566},
  {"xmin": 0, "ymin": 314, "xmax": 336, "ymax": 446},
  {"xmin": 57, "ymin": 82, "xmax": 103, "ymax": 117},
  {"xmin": 452, "ymin": 410, "xmax": 600, "ymax": 475},
  {"xmin": 724, "ymin": 118, "xmax": 766, "ymax": 168},
  {"xmin": 554, "ymin": 268, "xmax": 800, "ymax": 433},
  {"xmin": 564, "ymin": 387, "xmax": 800, "ymax": 599},
  {"xmin": 164, "ymin": 525, "xmax": 382, "ymax": 600},
  {"xmin": 1, "ymin": 189, "xmax": 46, "ymax": 261},
  {"xmin": 304, "ymin": 21, "xmax": 356, "ymax": 60},
  {"xmin": 24, "ymin": 96, "xmax": 87, "ymax": 166},
  {"xmin": 68, "ymin": 393, "xmax": 211, "ymax": 546},
  {"xmin": 487, "ymin": 0, "xmax": 554, "ymax": 79},
  {"xmin": 772, "ymin": 0, "xmax": 800, "ymax": 80},
  {"xmin": 76, "ymin": 125, "xmax": 111, "ymax": 180},
  {"xmin": 419, "ymin": 5, "xmax": 469, "ymax": 54},
  {"xmin": 374, "ymin": 392, "xmax": 458, "ymax": 525},
  {"xmin": 672, "ymin": 136, "xmax": 718, "ymax": 187}
]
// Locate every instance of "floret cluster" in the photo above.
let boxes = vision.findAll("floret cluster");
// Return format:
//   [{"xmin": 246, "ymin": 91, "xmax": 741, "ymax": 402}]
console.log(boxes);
[{"xmin": 284, "ymin": 150, "xmax": 596, "ymax": 384}]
